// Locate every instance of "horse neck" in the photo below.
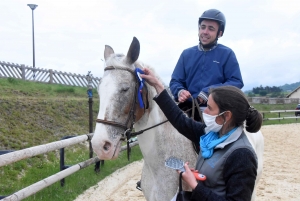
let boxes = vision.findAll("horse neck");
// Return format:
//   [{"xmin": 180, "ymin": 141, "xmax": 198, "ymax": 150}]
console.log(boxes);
[
  {"xmin": 136, "ymin": 83, "xmax": 166, "ymax": 127},
  {"xmin": 135, "ymin": 84, "xmax": 178, "ymax": 158}
]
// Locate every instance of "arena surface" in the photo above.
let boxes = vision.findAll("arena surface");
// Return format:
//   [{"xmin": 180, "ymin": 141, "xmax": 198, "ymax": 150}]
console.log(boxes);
[{"xmin": 74, "ymin": 123, "xmax": 300, "ymax": 201}]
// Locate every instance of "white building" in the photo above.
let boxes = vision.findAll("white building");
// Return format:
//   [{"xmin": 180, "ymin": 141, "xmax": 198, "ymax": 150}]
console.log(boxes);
[{"xmin": 286, "ymin": 86, "xmax": 300, "ymax": 99}]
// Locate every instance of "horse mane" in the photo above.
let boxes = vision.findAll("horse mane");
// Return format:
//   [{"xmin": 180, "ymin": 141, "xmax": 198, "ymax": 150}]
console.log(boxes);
[
  {"xmin": 105, "ymin": 53, "xmax": 169, "ymax": 100},
  {"xmin": 135, "ymin": 61, "xmax": 173, "ymax": 98},
  {"xmin": 135, "ymin": 60, "xmax": 172, "ymax": 101}
]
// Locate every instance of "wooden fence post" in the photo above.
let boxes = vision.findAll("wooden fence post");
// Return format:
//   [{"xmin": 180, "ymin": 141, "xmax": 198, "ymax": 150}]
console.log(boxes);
[
  {"xmin": 49, "ymin": 69, "xmax": 53, "ymax": 84},
  {"xmin": 21, "ymin": 64, "xmax": 25, "ymax": 80}
]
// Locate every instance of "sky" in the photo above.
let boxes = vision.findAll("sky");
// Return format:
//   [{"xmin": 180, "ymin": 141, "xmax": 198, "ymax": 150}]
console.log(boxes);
[{"xmin": 0, "ymin": 0, "xmax": 299, "ymax": 91}]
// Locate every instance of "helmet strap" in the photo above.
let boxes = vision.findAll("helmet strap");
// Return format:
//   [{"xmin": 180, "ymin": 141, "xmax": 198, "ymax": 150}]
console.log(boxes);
[{"xmin": 199, "ymin": 37, "xmax": 218, "ymax": 50}]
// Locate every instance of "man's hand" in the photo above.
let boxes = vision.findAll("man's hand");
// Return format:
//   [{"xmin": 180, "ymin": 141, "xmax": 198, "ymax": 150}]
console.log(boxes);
[
  {"xmin": 198, "ymin": 97, "xmax": 206, "ymax": 104},
  {"xmin": 178, "ymin": 90, "xmax": 191, "ymax": 103}
]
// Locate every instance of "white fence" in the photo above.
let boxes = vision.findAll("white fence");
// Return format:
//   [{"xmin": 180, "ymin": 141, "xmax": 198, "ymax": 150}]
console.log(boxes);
[
  {"xmin": 0, "ymin": 61, "xmax": 101, "ymax": 88},
  {"xmin": 0, "ymin": 134, "xmax": 138, "ymax": 201},
  {"xmin": 262, "ymin": 110, "xmax": 300, "ymax": 121},
  {"xmin": 248, "ymin": 97, "xmax": 299, "ymax": 104}
]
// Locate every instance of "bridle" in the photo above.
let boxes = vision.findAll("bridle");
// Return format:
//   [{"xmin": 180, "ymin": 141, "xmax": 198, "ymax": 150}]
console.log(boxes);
[
  {"xmin": 96, "ymin": 66, "xmax": 138, "ymax": 132},
  {"xmin": 95, "ymin": 65, "xmax": 149, "ymax": 160}
]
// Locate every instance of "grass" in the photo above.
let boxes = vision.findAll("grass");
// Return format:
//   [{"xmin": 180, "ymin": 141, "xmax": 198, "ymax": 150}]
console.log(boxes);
[
  {"xmin": 0, "ymin": 77, "xmax": 97, "ymax": 99},
  {"xmin": 251, "ymin": 103, "xmax": 300, "ymax": 125},
  {"xmin": 0, "ymin": 77, "xmax": 298, "ymax": 200},
  {"xmin": 1, "ymin": 145, "xmax": 142, "ymax": 201},
  {"xmin": 0, "ymin": 77, "xmax": 143, "ymax": 200}
]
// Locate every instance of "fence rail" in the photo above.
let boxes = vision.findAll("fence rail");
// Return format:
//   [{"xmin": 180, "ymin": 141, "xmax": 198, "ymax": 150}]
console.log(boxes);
[
  {"xmin": 0, "ymin": 61, "xmax": 101, "ymax": 88},
  {"xmin": 248, "ymin": 96, "xmax": 299, "ymax": 104},
  {"xmin": 0, "ymin": 133, "xmax": 139, "ymax": 201},
  {"xmin": 2, "ymin": 157, "xmax": 100, "ymax": 201},
  {"xmin": 262, "ymin": 110, "xmax": 300, "ymax": 121},
  {"xmin": 0, "ymin": 134, "xmax": 92, "ymax": 167}
]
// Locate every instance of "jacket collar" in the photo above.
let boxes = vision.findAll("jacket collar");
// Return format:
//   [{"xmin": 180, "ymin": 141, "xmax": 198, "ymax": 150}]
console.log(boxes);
[
  {"xmin": 198, "ymin": 43, "xmax": 218, "ymax": 51},
  {"xmin": 215, "ymin": 126, "xmax": 244, "ymax": 149}
]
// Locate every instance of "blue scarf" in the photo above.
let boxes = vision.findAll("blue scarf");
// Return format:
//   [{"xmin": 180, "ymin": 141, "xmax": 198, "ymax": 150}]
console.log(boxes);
[{"xmin": 200, "ymin": 127, "xmax": 237, "ymax": 159}]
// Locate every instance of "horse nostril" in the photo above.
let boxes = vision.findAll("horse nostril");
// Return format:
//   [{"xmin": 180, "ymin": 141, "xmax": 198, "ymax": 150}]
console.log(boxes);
[{"xmin": 103, "ymin": 141, "xmax": 111, "ymax": 151}]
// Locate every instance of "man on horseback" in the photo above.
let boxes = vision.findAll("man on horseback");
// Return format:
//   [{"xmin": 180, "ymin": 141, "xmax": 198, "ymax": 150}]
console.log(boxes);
[{"xmin": 169, "ymin": 9, "xmax": 244, "ymax": 121}]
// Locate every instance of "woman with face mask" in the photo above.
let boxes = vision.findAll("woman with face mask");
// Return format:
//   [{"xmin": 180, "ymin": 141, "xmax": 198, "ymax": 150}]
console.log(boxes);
[{"xmin": 140, "ymin": 68, "xmax": 262, "ymax": 201}]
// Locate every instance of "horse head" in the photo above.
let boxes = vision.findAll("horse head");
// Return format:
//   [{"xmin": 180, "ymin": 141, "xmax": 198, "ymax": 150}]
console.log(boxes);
[{"xmin": 91, "ymin": 37, "xmax": 149, "ymax": 160}]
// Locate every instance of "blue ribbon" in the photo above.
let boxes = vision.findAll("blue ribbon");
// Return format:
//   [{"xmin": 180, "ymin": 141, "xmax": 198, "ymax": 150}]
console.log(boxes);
[{"xmin": 135, "ymin": 68, "xmax": 145, "ymax": 108}]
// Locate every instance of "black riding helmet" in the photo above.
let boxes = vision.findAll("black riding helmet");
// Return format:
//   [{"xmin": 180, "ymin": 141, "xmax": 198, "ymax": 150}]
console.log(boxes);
[{"xmin": 198, "ymin": 9, "xmax": 226, "ymax": 36}]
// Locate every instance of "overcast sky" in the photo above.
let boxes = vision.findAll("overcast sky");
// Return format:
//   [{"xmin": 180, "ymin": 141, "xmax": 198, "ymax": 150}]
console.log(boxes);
[{"xmin": 1, "ymin": 0, "xmax": 299, "ymax": 91}]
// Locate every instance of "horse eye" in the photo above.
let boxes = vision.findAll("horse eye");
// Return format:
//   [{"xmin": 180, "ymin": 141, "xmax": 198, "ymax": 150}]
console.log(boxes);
[{"xmin": 120, "ymin": 86, "xmax": 130, "ymax": 92}]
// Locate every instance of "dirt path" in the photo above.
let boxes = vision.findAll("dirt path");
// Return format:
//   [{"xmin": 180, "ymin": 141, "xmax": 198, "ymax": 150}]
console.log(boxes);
[{"xmin": 74, "ymin": 123, "xmax": 300, "ymax": 201}]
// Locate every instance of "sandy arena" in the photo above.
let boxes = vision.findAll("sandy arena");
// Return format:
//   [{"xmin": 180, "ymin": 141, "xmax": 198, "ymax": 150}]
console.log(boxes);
[{"xmin": 74, "ymin": 123, "xmax": 300, "ymax": 201}]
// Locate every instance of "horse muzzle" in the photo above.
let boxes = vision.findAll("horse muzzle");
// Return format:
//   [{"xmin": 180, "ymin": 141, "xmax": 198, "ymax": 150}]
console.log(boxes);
[{"xmin": 91, "ymin": 134, "xmax": 122, "ymax": 160}]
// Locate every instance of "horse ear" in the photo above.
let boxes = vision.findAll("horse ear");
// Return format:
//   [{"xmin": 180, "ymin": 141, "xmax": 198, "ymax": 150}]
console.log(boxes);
[
  {"xmin": 126, "ymin": 37, "xmax": 140, "ymax": 65},
  {"xmin": 104, "ymin": 45, "xmax": 114, "ymax": 61}
]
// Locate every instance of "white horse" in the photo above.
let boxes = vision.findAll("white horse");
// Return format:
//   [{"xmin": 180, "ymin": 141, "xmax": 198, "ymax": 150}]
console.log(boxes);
[{"xmin": 91, "ymin": 37, "xmax": 264, "ymax": 201}]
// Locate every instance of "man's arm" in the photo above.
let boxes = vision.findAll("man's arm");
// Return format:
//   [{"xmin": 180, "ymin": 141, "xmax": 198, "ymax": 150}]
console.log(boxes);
[
  {"xmin": 169, "ymin": 52, "xmax": 187, "ymax": 101},
  {"xmin": 201, "ymin": 50, "xmax": 244, "ymax": 96}
]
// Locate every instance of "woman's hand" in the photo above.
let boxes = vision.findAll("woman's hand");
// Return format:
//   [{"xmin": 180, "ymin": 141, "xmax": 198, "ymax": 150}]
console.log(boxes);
[
  {"xmin": 140, "ymin": 68, "xmax": 164, "ymax": 94},
  {"xmin": 177, "ymin": 162, "xmax": 198, "ymax": 190}
]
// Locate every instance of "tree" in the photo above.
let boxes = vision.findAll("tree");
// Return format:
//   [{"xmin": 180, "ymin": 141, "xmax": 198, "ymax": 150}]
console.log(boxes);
[
  {"xmin": 252, "ymin": 85, "xmax": 282, "ymax": 96},
  {"xmin": 248, "ymin": 92, "xmax": 255, "ymax": 97},
  {"xmin": 259, "ymin": 90, "xmax": 267, "ymax": 96}
]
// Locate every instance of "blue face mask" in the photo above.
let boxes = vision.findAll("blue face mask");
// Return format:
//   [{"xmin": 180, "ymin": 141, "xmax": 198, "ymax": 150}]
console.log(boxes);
[{"xmin": 203, "ymin": 111, "xmax": 226, "ymax": 133}]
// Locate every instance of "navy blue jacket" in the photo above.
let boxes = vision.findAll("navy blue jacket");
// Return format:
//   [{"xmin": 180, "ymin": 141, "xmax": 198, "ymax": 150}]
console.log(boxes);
[{"xmin": 170, "ymin": 44, "xmax": 244, "ymax": 102}]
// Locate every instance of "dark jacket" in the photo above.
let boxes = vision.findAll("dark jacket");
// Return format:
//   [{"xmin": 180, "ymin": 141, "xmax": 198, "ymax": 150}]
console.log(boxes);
[{"xmin": 154, "ymin": 89, "xmax": 257, "ymax": 201}]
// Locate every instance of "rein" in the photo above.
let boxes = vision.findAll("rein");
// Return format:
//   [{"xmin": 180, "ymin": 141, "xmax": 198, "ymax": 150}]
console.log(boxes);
[
  {"xmin": 129, "ymin": 120, "xmax": 169, "ymax": 136},
  {"xmin": 191, "ymin": 98, "xmax": 204, "ymax": 122}
]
